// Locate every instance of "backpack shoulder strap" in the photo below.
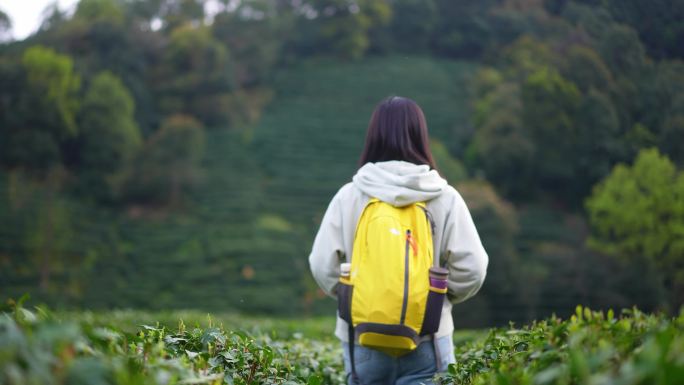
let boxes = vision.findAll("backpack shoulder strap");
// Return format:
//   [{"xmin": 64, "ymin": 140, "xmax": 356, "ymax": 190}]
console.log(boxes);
[
  {"xmin": 347, "ymin": 197, "xmax": 381, "ymax": 263},
  {"xmin": 416, "ymin": 202, "xmax": 441, "ymax": 268}
]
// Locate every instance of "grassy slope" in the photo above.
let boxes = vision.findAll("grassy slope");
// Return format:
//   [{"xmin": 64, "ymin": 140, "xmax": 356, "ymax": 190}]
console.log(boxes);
[
  {"xmin": 253, "ymin": 55, "xmax": 476, "ymax": 224},
  {"xmin": 250, "ymin": 55, "xmax": 477, "ymax": 314},
  {"xmin": 0, "ymin": 55, "xmax": 478, "ymax": 315}
]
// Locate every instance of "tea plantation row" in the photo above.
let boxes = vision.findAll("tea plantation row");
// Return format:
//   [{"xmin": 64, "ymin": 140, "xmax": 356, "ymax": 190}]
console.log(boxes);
[{"xmin": 1, "ymin": 300, "xmax": 682, "ymax": 384}]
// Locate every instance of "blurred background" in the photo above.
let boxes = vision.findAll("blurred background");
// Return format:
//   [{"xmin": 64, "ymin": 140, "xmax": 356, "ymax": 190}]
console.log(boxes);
[{"xmin": 0, "ymin": 0, "xmax": 682, "ymax": 328}]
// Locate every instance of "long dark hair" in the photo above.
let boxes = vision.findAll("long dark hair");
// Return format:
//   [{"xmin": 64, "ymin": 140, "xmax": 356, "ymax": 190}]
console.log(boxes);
[{"xmin": 358, "ymin": 96, "xmax": 436, "ymax": 169}]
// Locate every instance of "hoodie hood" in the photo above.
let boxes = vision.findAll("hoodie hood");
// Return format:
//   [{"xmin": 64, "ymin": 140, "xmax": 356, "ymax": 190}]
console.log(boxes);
[{"xmin": 352, "ymin": 160, "xmax": 447, "ymax": 206}]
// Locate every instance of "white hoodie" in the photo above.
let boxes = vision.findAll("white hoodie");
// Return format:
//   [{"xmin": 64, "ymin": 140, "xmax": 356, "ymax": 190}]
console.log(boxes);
[{"xmin": 309, "ymin": 160, "xmax": 489, "ymax": 341}]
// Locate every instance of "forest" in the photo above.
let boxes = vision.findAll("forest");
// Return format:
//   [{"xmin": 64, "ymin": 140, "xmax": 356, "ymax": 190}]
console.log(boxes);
[{"xmin": 1, "ymin": 0, "xmax": 683, "ymax": 329}]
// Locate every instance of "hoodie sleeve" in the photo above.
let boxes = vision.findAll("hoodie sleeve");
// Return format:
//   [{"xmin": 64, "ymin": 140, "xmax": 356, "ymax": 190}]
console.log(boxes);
[
  {"xmin": 442, "ymin": 189, "xmax": 489, "ymax": 304},
  {"xmin": 308, "ymin": 190, "xmax": 346, "ymax": 298}
]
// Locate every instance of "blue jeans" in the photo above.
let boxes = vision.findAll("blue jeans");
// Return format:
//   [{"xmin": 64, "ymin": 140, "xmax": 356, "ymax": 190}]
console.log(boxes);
[{"xmin": 342, "ymin": 336, "xmax": 455, "ymax": 385}]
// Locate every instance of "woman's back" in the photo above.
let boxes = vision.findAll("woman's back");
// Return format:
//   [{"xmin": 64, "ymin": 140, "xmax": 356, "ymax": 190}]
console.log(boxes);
[{"xmin": 308, "ymin": 96, "xmax": 488, "ymax": 385}]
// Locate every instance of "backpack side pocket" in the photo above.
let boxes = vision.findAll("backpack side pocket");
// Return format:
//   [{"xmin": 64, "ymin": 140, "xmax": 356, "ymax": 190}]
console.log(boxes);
[
  {"xmin": 420, "ymin": 286, "xmax": 446, "ymax": 335},
  {"xmin": 420, "ymin": 266, "xmax": 448, "ymax": 335},
  {"xmin": 337, "ymin": 280, "xmax": 353, "ymax": 323}
]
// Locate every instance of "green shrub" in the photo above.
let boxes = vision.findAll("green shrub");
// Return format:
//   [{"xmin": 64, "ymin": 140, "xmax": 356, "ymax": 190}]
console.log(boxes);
[
  {"xmin": 0, "ymin": 299, "xmax": 344, "ymax": 385},
  {"xmin": 2, "ymin": 300, "xmax": 682, "ymax": 385},
  {"xmin": 438, "ymin": 306, "xmax": 684, "ymax": 385}
]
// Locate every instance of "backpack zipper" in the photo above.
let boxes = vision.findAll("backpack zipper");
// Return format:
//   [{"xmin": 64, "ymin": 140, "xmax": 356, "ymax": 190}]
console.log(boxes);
[{"xmin": 400, "ymin": 229, "xmax": 411, "ymax": 324}]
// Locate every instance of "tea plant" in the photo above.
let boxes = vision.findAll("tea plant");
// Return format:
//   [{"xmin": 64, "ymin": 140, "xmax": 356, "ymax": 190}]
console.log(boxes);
[
  {"xmin": 0, "ymin": 298, "xmax": 344, "ymax": 385},
  {"xmin": 438, "ymin": 306, "xmax": 684, "ymax": 385},
  {"xmin": 2, "ymin": 298, "xmax": 683, "ymax": 385}
]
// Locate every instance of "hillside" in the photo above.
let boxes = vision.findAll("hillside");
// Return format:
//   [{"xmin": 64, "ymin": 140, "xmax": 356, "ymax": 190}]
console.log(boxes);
[
  {"xmin": 253, "ymin": 55, "xmax": 477, "ymax": 222},
  {"xmin": 0, "ymin": 55, "xmax": 479, "ymax": 315}
]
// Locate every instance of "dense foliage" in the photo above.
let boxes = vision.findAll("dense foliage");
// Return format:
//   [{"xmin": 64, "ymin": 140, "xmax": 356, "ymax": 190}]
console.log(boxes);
[
  {"xmin": 440, "ymin": 306, "xmax": 684, "ymax": 385},
  {"xmin": 0, "ymin": 298, "xmax": 345, "ymax": 385},
  {"xmin": 2, "ymin": 300, "xmax": 683, "ymax": 384},
  {"xmin": 586, "ymin": 149, "xmax": 684, "ymax": 309},
  {"xmin": 1, "ymin": 0, "xmax": 683, "ymax": 322}
]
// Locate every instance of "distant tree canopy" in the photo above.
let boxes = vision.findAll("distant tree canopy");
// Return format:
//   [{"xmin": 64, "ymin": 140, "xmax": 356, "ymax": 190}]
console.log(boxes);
[
  {"xmin": 155, "ymin": 24, "xmax": 234, "ymax": 126},
  {"xmin": 586, "ymin": 148, "xmax": 684, "ymax": 309},
  {"xmin": 288, "ymin": 0, "xmax": 392, "ymax": 59},
  {"xmin": 0, "ymin": 0, "xmax": 683, "ymax": 317},
  {"xmin": 78, "ymin": 71, "xmax": 142, "ymax": 201},
  {"xmin": 603, "ymin": 0, "xmax": 684, "ymax": 60},
  {"xmin": 0, "ymin": 46, "xmax": 80, "ymax": 174},
  {"xmin": 122, "ymin": 114, "xmax": 205, "ymax": 207},
  {"xmin": 0, "ymin": 8, "xmax": 11, "ymax": 40},
  {"xmin": 464, "ymin": 4, "xmax": 684, "ymax": 206}
]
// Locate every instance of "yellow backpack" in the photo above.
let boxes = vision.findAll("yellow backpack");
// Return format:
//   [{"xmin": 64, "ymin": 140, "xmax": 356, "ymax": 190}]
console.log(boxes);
[{"xmin": 337, "ymin": 198, "xmax": 448, "ymax": 357}]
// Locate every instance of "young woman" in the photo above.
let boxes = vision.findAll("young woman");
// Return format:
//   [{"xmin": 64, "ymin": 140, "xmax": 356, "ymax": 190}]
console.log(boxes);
[{"xmin": 309, "ymin": 96, "xmax": 489, "ymax": 384}]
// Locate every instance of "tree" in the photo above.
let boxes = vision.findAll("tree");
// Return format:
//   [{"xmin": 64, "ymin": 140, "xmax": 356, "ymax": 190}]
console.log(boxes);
[
  {"xmin": 2, "ymin": 46, "xmax": 80, "ymax": 173},
  {"xmin": 0, "ymin": 56, "xmax": 25, "ymax": 167},
  {"xmin": 123, "ymin": 114, "xmax": 205, "ymax": 207},
  {"xmin": 604, "ymin": 0, "xmax": 684, "ymax": 60},
  {"xmin": 648, "ymin": 61, "xmax": 684, "ymax": 165},
  {"xmin": 74, "ymin": 0, "xmax": 125, "ymax": 25},
  {"xmin": 211, "ymin": 0, "xmax": 282, "ymax": 87},
  {"xmin": 561, "ymin": 2, "xmax": 615, "ymax": 39},
  {"xmin": 21, "ymin": 45, "xmax": 81, "ymax": 137},
  {"xmin": 586, "ymin": 148, "xmax": 684, "ymax": 309},
  {"xmin": 42, "ymin": 0, "xmax": 161, "ymax": 134},
  {"xmin": 500, "ymin": 36, "xmax": 555, "ymax": 83},
  {"xmin": 0, "ymin": 7, "xmax": 11, "ymax": 41},
  {"xmin": 572, "ymin": 88, "xmax": 621, "ymax": 196},
  {"xmin": 521, "ymin": 67, "xmax": 581, "ymax": 198},
  {"xmin": 78, "ymin": 71, "xmax": 142, "ymax": 200},
  {"xmin": 431, "ymin": 0, "xmax": 498, "ymax": 58},
  {"xmin": 453, "ymin": 180, "xmax": 543, "ymax": 326},
  {"xmin": 154, "ymin": 24, "xmax": 234, "ymax": 127},
  {"xmin": 598, "ymin": 25, "xmax": 646, "ymax": 76},
  {"xmin": 290, "ymin": 0, "xmax": 391, "ymax": 59},
  {"xmin": 468, "ymin": 79, "xmax": 535, "ymax": 199},
  {"xmin": 161, "ymin": 0, "xmax": 207, "ymax": 32},
  {"xmin": 559, "ymin": 45, "xmax": 613, "ymax": 93},
  {"xmin": 660, "ymin": 115, "xmax": 684, "ymax": 165},
  {"xmin": 430, "ymin": 139, "xmax": 467, "ymax": 185},
  {"xmin": 0, "ymin": 46, "xmax": 82, "ymax": 291},
  {"xmin": 22, "ymin": 168, "xmax": 73, "ymax": 291},
  {"xmin": 384, "ymin": 0, "xmax": 436, "ymax": 52}
]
